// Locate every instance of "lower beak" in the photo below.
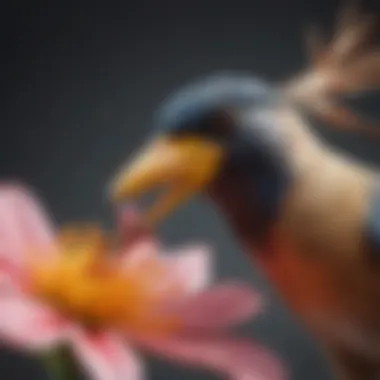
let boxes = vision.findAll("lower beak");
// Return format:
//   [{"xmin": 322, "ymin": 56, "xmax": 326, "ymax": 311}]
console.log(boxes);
[{"xmin": 108, "ymin": 136, "xmax": 225, "ymax": 225}]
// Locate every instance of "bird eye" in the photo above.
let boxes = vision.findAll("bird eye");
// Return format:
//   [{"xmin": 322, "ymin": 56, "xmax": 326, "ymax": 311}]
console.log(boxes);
[{"xmin": 201, "ymin": 109, "xmax": 235, "ymax": 139}]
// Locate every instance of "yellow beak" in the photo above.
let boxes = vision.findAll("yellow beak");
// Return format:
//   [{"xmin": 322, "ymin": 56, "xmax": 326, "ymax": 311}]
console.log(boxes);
[{"xmin": 108, "ymin": 136, "xmax": 225, "ymax": 225}]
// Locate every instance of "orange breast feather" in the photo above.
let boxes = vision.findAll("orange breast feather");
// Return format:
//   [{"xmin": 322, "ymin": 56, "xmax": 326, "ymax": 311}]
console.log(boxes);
[{"xmin": 256, "ymin": 233, "xmax": 342, "ymax": 323}]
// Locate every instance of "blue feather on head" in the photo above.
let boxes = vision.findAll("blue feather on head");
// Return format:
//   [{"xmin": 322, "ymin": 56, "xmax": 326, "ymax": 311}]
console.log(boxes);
[{"xmin": 154, "ymin": 72, "xmax": 275, "ymax": 138}]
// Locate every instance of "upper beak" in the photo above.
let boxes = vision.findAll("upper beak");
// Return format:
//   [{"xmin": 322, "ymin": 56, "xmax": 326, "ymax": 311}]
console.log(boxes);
[{"xmin": 108, "ymin": 136, "xmax": 225, "ymax": 225}]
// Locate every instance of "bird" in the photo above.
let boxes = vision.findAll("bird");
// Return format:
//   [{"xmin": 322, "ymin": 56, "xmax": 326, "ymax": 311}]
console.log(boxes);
[{"xmin": 108, "ymin": 5, "xmax": 380, "ymax": 380}]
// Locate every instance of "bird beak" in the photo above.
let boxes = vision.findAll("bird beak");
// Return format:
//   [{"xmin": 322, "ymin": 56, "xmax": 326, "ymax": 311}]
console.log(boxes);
[{"xmin": 108, "ymin": 136, "xmax": 225, "ymax": 225}]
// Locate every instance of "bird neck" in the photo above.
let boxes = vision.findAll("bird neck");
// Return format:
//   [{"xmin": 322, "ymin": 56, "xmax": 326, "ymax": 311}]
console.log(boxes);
[
  {"xmin": 207, "ymin": 151, "xmax": 290, "ymax": 252},
  {"xmin": 207, "ymin": 106, "xmax": 326, "ymax": 252}
]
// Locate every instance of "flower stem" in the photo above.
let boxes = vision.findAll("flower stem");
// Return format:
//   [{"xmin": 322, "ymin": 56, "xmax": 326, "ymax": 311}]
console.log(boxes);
[{"xmin": 39, "ymin": 346, "xmax": 84, "ymax": 380}]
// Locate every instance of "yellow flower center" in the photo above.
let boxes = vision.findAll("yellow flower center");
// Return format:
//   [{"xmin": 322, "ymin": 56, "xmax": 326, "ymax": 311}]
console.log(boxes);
[{"xmin": 27, "ymin": 226, "xmax": 182, "ymax": 335}]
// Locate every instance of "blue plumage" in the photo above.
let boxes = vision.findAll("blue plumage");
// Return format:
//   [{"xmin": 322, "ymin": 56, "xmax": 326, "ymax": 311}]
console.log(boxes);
[{"xmin": 155, "ymin": 73, "xmax": 275, "ymax": 135}]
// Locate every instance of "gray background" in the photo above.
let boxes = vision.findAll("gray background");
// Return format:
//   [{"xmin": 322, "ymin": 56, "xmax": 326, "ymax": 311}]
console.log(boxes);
[{"xmin": 1, "ymin": 0, "xmax": 379, "ymax": 379}]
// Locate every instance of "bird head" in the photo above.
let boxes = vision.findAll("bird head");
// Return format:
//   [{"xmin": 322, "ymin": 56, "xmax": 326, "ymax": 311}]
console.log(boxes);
[{"xmin": 109, "ymin": 74, "xmax": 280, "ymax": 226}]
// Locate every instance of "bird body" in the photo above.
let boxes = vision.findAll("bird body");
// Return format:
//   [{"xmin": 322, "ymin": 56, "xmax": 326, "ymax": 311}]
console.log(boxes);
[
  {"xmin": 110, "ymin": 5, "xmax": 380, "ymax": 379},
  {"xmin": 206, "ymin": 104, "xmax": 380, "ymax": 377}
]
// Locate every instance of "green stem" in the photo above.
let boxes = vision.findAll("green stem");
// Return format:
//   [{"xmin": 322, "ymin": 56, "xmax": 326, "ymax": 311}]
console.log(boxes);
[{"xmin": 39, "ymin": 345, "xmax": 84, "ymax": 380}]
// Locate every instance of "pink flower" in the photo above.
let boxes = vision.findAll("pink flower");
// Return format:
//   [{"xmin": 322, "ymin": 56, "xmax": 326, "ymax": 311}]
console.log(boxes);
[{"xmin": 0, "ymin": 183, "xmax": 285, "ymax": 380}]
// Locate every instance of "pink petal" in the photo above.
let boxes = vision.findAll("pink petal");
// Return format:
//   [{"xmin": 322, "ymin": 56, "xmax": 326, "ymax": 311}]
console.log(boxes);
[
  {"xmin": 0, "ymin": 183, "xmax": 55, "ymax": 266},
  {"xmin": 120, "ymin": 239, "xmax": 159, "ymax": 271},
  {"xmin": 0, "ymin": 258, "xmax": 24, "ymax": 294},
  {"xmin": 0, "ymin": 272, "xmax": 14, "ymax": 294},
  {"xmin": 167, "ymin": 282, "xmax": 263, "ymax": 331},
  {"xmin": 70, "ymin": 329, "xmax": 143, "ymax": 380},
  {"xmin": 0, "ymin": 295, "xmax": 67, "ymax": 350},
  {"xmin": 117, "ymin": 206, "xmax": 167, "ymax": 269},
  {"xmin": 117, "ymin": 208, "xmax": 212, "ymax": 293},
  {"xmin": 135, "ymin": 334, "xmax": 286, "ymax": 380},
  {"xmin": 167, "ymin": 245, "xmax": 213, "ymax": 293}
]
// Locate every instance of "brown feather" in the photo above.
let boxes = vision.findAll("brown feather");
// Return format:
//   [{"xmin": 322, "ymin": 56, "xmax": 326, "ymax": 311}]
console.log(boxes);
[
  {"xmin": 308, "ymin": 98, "xmax": 380, "ymax": 139},
  {"xmin": 327, "ymin": 3, "xmax": 376, "ymax": 65},
  {"xmin": 283, "ymin": 3, "xmax": 380, "ymax": 140}
]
